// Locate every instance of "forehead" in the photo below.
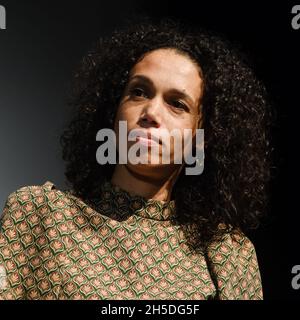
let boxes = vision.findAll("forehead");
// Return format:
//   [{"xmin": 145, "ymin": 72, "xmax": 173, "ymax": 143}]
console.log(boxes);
[{"xmin": 130, "ymin": 49, "xmax": 203, "ymax": 97}]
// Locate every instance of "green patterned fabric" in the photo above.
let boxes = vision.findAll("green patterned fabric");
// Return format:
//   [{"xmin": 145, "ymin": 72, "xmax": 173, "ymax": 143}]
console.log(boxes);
[{"xmin": 0, "ymin": 181, "xmax": 263, "ymax": 300}]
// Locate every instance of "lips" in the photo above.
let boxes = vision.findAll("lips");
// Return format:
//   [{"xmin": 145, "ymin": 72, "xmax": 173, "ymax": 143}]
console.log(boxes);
[
  {"xmin": 137, "ymin": 136, "xmax": 159, "ymax": 146},
  {"xmin": 133, "ymin": 130, "xmax": 162, "ymax": 146}
]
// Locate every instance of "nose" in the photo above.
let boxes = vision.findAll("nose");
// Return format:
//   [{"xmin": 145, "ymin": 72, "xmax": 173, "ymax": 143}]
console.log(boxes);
[{"xmin": 139, "ymin": 97, "xmax": 162, "ymax": 128}]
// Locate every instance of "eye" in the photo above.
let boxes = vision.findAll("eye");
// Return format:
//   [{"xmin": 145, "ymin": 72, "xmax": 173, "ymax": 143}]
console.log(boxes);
[
  {"xmin": 170, "ymin": 100, "xmax": 188, "ymax": 111},
  {"xmin": 129, "ymin": 87, "xmax": 148, "ymax": 98}
]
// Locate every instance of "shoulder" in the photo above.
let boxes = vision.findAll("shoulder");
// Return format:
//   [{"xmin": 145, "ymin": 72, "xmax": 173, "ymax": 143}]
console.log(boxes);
[
  {"xmin": 206, "ymin": 231, "xmax": 263, "ymax": 300},
  {"xmin": 0, "ymin": 181, "xmax": 66, "ymax": 299},
  {"xmin": 3, "ymin": 181, "xmax": 58, "ymax": 208},
  {"xmin": 0, "ymin": 181, "xmax": 73, "ymax": 229},
  {"xmin": 207, "ymin": 231, "xmax": 258, "ymax": 263}
]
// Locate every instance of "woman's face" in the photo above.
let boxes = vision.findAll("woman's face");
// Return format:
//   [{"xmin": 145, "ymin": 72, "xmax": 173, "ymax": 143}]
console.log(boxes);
[{"xmin": 114, "ymin": 48, "xmax": 204, "ymax": 179}]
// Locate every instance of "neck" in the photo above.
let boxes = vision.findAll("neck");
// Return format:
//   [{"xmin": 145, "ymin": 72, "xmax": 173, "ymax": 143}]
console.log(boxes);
[{"xmin": 111, "ymin": 164, "xmax": 183, "ymax": 202}]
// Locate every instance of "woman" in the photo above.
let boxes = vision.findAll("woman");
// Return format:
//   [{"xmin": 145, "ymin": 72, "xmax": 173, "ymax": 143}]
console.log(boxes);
[{"xmin": 0, "ymin": 18, "xmax": 271, "ymax": 300}]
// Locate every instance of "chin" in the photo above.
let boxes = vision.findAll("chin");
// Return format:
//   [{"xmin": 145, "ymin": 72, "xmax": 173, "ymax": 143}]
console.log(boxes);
[{"xmin": 126, "ymin": 162, "xmax": 180, "ymax": 180}]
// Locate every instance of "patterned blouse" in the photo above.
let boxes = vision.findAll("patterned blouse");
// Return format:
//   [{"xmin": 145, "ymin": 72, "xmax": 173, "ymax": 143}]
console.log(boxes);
[{"xmin": 0, "ymin": 181, "xmax": 263, "ymax": 300}]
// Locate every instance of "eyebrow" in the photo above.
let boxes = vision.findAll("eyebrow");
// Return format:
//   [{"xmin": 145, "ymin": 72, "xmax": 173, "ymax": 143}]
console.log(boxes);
[{"xmin": 127, "ymin": 74, "xmax": 196, "ymax": 107}]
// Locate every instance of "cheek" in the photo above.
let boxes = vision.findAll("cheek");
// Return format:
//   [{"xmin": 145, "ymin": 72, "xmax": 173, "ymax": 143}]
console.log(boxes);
[
  {"xmin": 114, "ymin": 104, "xmax": 129, "ymax": 130},
  {"xmin": 187, "ymin": 114, "xmax": 201, "ymax": 133},
  {"xmin": 168, "ymin": 116, "xmax": 198, "ymax": 133},
  {"xmin": 169, "ymin": 117, "xmax": 199, "ymax": 152},
  {"xmin": 115, "ymin": 103, "xmax": 137, "ymax": 123},
  {"xmin": 115, "ymin": 105, "xmax": 125, "ymax": 122},
  {"xmin": 114, "ymin": 104, "xmax": 139, "ymax": 141}
]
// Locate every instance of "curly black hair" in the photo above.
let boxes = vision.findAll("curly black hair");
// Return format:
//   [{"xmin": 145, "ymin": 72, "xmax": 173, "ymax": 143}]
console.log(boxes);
[{"xmin": 60, "ymin": 17, "xmax": 273, "ymax": 252}]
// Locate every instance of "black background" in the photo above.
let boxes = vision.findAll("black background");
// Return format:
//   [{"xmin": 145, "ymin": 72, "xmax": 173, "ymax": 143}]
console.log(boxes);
[{"xmin": 0, "ymin": 0, "xmax": 296, "ymax": 300}]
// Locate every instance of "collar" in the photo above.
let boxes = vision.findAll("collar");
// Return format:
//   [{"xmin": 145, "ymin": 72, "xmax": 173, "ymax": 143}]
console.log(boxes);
[{"xmin": 90, "ymin": 180, "xmax": 177, "ymax": 221}]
